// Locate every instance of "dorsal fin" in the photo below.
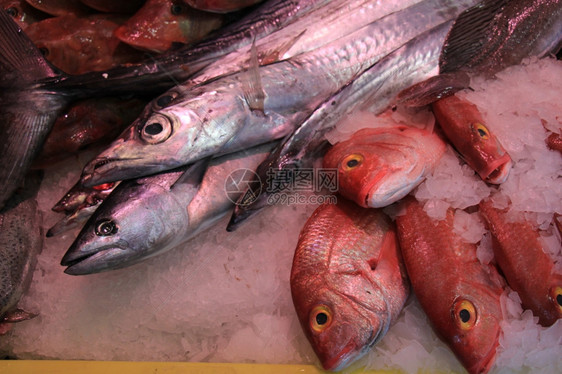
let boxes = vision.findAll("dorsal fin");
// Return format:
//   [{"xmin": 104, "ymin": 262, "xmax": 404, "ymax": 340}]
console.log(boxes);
[{"xmin": 439, "ymin": 0, "xmax": 509, "ymax": 74}]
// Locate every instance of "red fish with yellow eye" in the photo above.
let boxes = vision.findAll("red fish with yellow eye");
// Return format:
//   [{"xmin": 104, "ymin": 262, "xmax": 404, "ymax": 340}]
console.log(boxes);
[
  {"xmin": 478, "ymin": 198, "xmax": 562, "ymax": 327},
  {"xmin": 395, "ymin": 197, "xmax": 505, "ymax": 374},
  {"xmin": 113, "ymin": 0, "xmax": 224, "ymax": 54},
  {"xmin": 290, "ymin": 199, "xmax": 409, "ymax": 371},
  {"xmin": 322, "ymin": 125, "xmax": 446, "ymax": 209},
  {"xmin": 431, "ymin": 94, "xmax": 513, "ymax": 184}
]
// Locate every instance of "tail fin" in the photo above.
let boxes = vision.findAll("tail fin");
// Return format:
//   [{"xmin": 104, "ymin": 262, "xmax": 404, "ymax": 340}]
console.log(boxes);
[{"xmin": 0, "ymin": 9, "xmax": 68, "ymax": 209}]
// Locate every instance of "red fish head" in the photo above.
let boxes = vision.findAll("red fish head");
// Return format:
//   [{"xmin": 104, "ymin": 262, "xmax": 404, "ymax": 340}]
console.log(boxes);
[
  {"xmin": 323, "ymin": 140, "xmax": 384, "ymax": 208},
  {"xmin": 291, "ymin": 285, "xmax": 386, "ymax": 371},
  {"xmin": 466, "ymin": 121, "xmax": 513, "ymax": 184},
  {"xmin": 323, "ymin": 126, "xmax": 444, "ymax": 208},
  {"xmin": 432, "ymin": 95, "xmax": 512, "ymax": 184},
  {"xmin": 114, "ymin": 0, "xmax": 223, "ymax": 53},
  {"xmin": 290, "ymin": 257, "xmax": 397, "ymax": 372},
  {"xmin": 443, "ymin": 293, "xmax": 502, "ymax": 374}
]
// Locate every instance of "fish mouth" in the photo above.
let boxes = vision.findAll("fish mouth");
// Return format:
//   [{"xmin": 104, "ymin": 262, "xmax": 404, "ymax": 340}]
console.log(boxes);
[
  {"xmin": 61, "ymin": 244, "xmax": 127, "ymax": 275},
  {"xmin": 482, "ymin": 155, "xmax": 513, "ymax": 184},
  {"xmin": 80, "ymin": 157, "xmax": 141, "ymax": 187},
  {"xmin": 321, "ymin": 326, "xmax": 382, "ymax": 371}
]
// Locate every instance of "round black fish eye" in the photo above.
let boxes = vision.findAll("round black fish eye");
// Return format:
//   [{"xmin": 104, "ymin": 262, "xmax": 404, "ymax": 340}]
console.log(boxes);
[
  {"xmin": 144, "ymin": 122, "xmax": 163, "ymax": 136},
  {"xmin": 156, "ymin": 95, "xmax": 174, "ymax": 108},
  {"xmin": 316, "ymin": 312, "xmax": 328, "ymax": 325},
  {"xmin": 557, "ymin": 294, "xmax": 562, "ymax": 306},
  {"xmin": 95, "ymin": 220, "xmax": 117, "ymax": 236},
  {"xmin": 459, "ymin": 309, "xmax": 471, "ymax": 323},
  {"xmin": 141, "ymin": 114, "xmax": 173, "ymax": 144},
  {"xmin": 39, "ymin": 47, "xmax": 49, "ymax": 57},
  {"xmin": 347, "ymin": 159, "xmax": 359, "ymax": 168},
  {"xmin": 6, "ymin": 7, "xmax": 18, "ymax": 17},
  {"xmin": 170, "ymin": 4, "xmax": 183, "ymax": 15}
]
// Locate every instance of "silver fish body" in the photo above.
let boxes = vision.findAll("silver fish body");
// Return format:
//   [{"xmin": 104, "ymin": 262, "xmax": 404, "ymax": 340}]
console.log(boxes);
[
  {"xmin": 61, "ymin": 143, "xmax": 275, "ymax": 274},
  {"xmin": 81, "ymin": 0, "xmax": 479, "ymax": 186},
  {"xmin": 0, "ymin": 0, "xmax": 325, "ymax": 209},
  {"xmin": 228, "ymin": 20, "xmax": 454, "ymax": 229}
]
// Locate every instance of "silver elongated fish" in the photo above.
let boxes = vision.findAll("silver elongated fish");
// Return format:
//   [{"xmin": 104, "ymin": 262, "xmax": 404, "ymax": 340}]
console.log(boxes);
[
  {"xmin": 0, "ymin": 172, "xmax": 43, "ymax": 334},
  {"xmin": 228, "ymin": 21, "xmax": 453, "ymax": 230},
  {"xmin": 80, "ymin": 0, "xmax": 479, "ymax": 187},
  {"xmin": 0, "ymin": 0, "xmax": 326, "ymax": 210},
  {"xmin": 60, "ymin": 143, "xmax": 275, "ymax": 275}
]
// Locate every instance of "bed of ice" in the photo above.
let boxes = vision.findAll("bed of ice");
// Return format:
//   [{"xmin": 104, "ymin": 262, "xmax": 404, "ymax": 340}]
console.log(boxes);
[{"xmin": 1, "ymin": 58, "xmax": 561, "ymax": 373}]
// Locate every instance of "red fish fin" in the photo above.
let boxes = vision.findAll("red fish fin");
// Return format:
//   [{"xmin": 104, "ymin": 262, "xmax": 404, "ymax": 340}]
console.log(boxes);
[{"xmin": 396, "ymin": 72, "xmax": 470, "ymax": 107}]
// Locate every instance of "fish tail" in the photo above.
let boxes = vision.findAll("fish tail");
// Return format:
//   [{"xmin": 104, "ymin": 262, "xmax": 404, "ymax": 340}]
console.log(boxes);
[{"xmin": 0, "ymin": 9, "xmax": 68, "ymax": 209}]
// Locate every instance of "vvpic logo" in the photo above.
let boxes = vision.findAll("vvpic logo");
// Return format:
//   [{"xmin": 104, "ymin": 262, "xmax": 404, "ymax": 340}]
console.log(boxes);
[{"xmin": 224, "ymin": 168, "xmax": 262, "ymax": 205}]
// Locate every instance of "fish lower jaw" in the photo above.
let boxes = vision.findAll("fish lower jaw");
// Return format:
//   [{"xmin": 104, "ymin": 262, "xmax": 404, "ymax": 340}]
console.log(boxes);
[
  {"xmin": 80, "ymin": 157, "xmax": 124, "ymax": 187},
  {"xmin": 482, "ymin": 157, "xmax": 513, "ymax": 185},
  {"xmin": 61, "ymin": 245, "xmax": 126, "ymax": 275}
]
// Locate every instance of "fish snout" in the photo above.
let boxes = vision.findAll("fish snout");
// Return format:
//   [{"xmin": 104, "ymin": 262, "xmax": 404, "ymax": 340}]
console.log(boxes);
[{"xmin": 482, "ymin": 155, "xmax": 512, "ymax": 184}]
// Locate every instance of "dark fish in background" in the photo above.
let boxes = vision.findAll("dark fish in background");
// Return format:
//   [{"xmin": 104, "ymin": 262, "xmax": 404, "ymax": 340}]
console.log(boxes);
[
  {"xmin": 0, "ymin": 171, "xmax": 43, "ymax": 335},
  {"xmin": 183, "ymin": 0, "xmax": 264, "ymax": 13},
  {"xmin": 396, "ymin": 197, "xmax": 504, "ymax": 374},
  {"xmin": 479, "ymin": 198, "xmax": 562, "ymax": 327},
  {"xmin": 32, "ymin": 97, "xmax": 147, "ymax": 168},
  {"xmin": 80, "ymin": 0, "xmax": 145, "ymax": 14},
  {"xmin": 431, "ymin": 94, "xmax": 512, "ymax": 184},
  {"xmin": 114, "ymin": 0, "xmax": 224, "ymax": 54},
  {"xmin": 397, "ymin": 0, "xmax": 562, "ymax": 106},
  {"xmin": 24, "ymin": 0, "xmax": 92, "ymax": 16},
  {"xmin": 1, "ymin": 0, "xmax": 49, "ymax": 29},
  {"xmin": 25, "ymin": 14, "xmax": 145, "ymax": 74},
  {"xmin": 0, "ymin": 0, "xmax": 327, "ymax": 210},
  {"xmin": 291, "ymin": 199, "xmax": 409, "ymax": 371}
]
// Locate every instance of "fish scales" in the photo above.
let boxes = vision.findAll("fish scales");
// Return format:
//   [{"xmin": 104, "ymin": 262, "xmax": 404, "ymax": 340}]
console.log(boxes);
[
  {"xmin": 478, "ymin": 199, "xmax": 562, "ymax": 326},
  {"xmin": 291, "ymin": 199, "xmax": 409, "ymax": 371},
  {"xmin": 396, "ymin": 197, "xmax": 504, "ymax": 374},
  {"xmin": 82, "ymin": 0, "xmax": 479, "ymax": 186}
]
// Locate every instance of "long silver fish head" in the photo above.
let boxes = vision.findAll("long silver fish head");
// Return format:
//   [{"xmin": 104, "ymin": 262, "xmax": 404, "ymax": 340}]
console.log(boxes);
[{"xmin": 61, "ymin": 176, "xmax": 190, "ymax": 274}]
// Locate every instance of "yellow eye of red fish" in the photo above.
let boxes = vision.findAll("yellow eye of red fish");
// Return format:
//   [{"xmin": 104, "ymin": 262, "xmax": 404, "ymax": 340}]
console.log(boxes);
[
  {"xmin": 549, "ymin": 286, "xmax": 562, "ymax": 312},
  {"xmin": 341, "ymin": 153, "xmax": 364, "ymax": 171},
  {"xmin": 473, "ymin": 122, "xmax": 490, "ymax": 139},
  {"xmin": 310, "ymin": 305, "xmax": 333, "ymax": 333},
  {"xmin": 452, "ymin": 299, "xmax": 477, "ymax": 330}
]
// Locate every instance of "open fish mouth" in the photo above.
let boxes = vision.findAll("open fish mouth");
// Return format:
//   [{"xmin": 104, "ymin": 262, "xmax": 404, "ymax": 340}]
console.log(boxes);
[
  {"xmin": 80, "ymin": 157, "xmax": 141, "ymax": 187},
  {"xmin": 483, "ymin": 156, "xmax": 513, "ymax": 184}
]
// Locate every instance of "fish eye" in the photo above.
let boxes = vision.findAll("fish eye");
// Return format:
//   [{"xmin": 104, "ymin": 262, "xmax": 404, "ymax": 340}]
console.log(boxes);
[
  {"xmin": 473, "ymin": 122, "xmax": 490, "ymax": 139},
  {"xmin": 38, "ymin": 46, "xmax": 49, "ymax": 57},
  {"xmin": 154, "ymin": 91, "xmax": 179, "ymax": 110},
  {"xmin": 95, "ymin": 220, "xmax": 118, "ymax": 236},
  {"xmin": 452, "ymin": 298, "xmax": 477, "ymax": 330},
  {"xmin": 549, "ymin": 286, "xmax": 562, "ymax": 312},
  {"xmin": 6, "ymin": 7, "xmax": 18, "ymax": 17},
  {"xmin": 170, "ymin": 4, "xmax": 183, "ymax": 15},
  {"xmin": 341, "ymin": 153, "xmax": 364, "ymax": 171},
  {"xmin": 140, "ymin": 114, "xmax": 173, "ymax": 144},
  {"xmin": 309, "ymin": 305, "xmax": 333, "ymax": 333}
]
